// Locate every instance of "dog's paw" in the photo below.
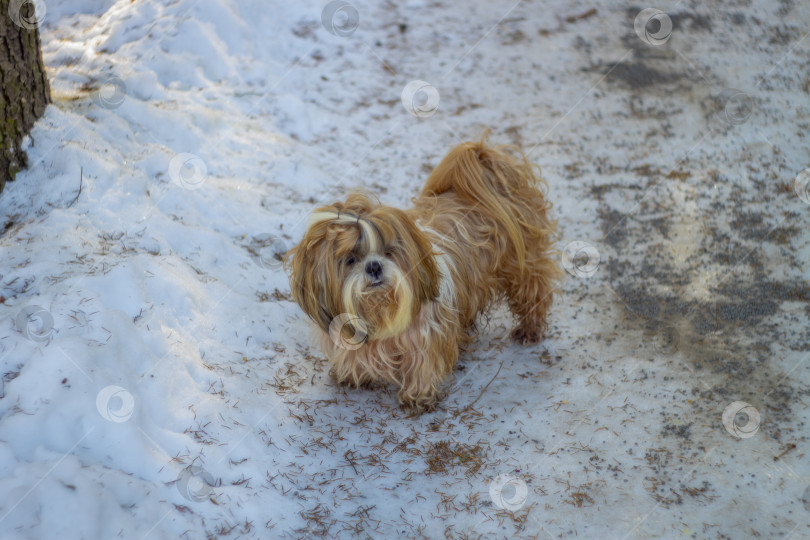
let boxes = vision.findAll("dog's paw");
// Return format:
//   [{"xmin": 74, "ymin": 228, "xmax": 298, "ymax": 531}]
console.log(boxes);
[
  {"xmin": 399, "ymin": 395, "xmax": 438, "ymax": 415},
  {"xmin": 330, "ymin": 369, "xmax": 374, "ymax": 388},
  {"xmin": 511, "ymin": 326, "xmax": 540, "ymax": 345},
  {"xmin": 401, "ymin": 401, "xmax": 436, "ymax": 415}
]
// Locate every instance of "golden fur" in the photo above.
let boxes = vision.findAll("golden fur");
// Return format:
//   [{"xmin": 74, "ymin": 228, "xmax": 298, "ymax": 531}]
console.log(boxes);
[{"xmin": 285, "ymin": 137, "xmax": 561, "ymax": 413}]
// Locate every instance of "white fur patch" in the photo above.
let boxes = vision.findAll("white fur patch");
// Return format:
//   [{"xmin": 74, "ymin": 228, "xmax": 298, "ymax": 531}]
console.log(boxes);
[
  {"xmin": 417, "ymin": 223, "xmax": 457, "ymax": 307},
  {"xmin": 434, "ymin": 252, "xmax": 456, "ymax": 307}
]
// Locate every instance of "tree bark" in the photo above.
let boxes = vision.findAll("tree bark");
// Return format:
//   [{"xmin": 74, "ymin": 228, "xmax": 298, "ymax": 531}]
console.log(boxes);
[{"xmin": 0, "ymin": 0, "xmax": 50, "ymax": 193}]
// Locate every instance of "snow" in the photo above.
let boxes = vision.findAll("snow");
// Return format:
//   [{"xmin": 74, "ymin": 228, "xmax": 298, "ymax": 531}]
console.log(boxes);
[{"xmin": 1, "ymin": 0, "xmax": 809, "ymax": 538}]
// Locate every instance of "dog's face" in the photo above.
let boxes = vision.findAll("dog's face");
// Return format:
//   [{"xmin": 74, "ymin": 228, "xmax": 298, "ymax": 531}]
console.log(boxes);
[{"xmin": 286, "ymin": 194, "xmax": 439, "ymax": 342}]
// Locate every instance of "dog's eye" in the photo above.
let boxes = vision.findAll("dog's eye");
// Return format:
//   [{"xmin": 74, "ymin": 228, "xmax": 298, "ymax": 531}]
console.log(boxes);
[
  {"xmin": 345, "ymin": 255, "xmax": 356, "ymax": 266},
  {"xmin": 384, "ymin": 249, "xmax": 394, "ymax": 259}
]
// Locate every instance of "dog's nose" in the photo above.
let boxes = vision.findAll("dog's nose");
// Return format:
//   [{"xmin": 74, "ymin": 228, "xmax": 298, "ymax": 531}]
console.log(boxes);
[{"xmin": 365, "ymin": 260, "xmax": 383, "ymax": 281}]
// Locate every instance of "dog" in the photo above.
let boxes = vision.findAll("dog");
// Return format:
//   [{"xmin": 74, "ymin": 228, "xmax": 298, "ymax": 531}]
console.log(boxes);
[{"xmin": 285, "ymin": 137, "xmax": 560, "ymax": 413}]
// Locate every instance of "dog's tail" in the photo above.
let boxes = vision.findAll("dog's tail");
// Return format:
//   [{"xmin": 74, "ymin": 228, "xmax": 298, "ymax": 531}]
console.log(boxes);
[{"xmin": 419, "ymin": 135, "xmax": 555, "ymax": 269}]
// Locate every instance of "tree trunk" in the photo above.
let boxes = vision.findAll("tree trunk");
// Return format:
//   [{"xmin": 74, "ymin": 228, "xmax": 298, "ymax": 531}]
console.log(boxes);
[{"xmin": 0, "ymin": 0, "xmax": 50, "ymax": 193}]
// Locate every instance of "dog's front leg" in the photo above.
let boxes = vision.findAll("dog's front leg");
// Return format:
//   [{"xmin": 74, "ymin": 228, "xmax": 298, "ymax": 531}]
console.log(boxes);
[{"xmin": 396, "ymin": 327, "xmax": 458, "ymax": 413}]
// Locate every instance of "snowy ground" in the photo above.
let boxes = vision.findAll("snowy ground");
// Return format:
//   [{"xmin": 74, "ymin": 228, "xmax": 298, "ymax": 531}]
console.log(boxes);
[{"xmin": 1, "ymin": 0, "xmax": 809, "ymax": 538}]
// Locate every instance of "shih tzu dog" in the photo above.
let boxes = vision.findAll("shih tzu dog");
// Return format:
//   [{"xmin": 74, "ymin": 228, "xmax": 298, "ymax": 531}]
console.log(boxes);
[{"xmin": 285, "ymin": 137, "xmax": 560, "ymax": 413}]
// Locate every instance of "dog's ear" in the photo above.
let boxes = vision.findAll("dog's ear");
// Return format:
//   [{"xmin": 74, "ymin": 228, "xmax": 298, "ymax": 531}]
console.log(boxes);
[
  {"xmin": 285, "ymin": 241, "xmax": 340, "ymax": 333},
  {"xmin": 403, "ymin": 214, "xmax": 440, "ymax": 304}
]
